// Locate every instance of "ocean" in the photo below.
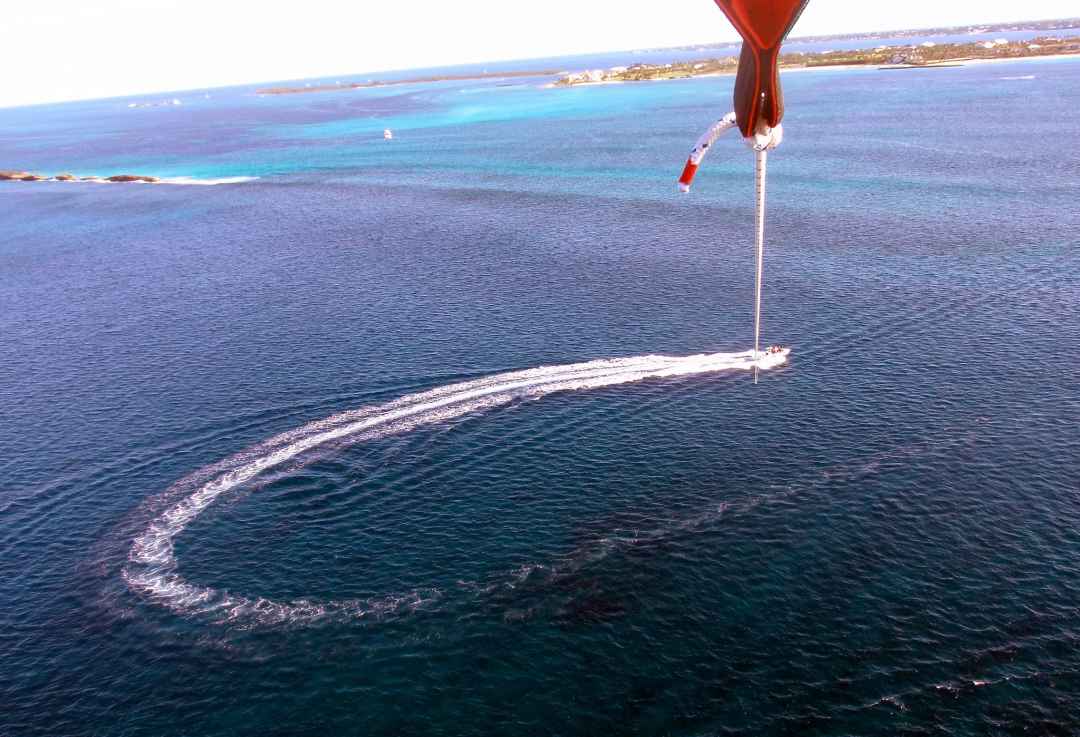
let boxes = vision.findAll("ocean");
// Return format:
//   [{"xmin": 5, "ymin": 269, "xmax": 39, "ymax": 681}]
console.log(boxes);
[{"xmin": 2, "ymin": 43, "xmax": 1079, "ymax": 736}]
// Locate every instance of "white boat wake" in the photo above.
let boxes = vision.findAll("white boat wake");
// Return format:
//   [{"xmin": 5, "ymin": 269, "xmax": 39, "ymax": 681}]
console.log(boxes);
[{"xmin": 124, "ymin": 349, "xmax": 788, "ymax": 626}]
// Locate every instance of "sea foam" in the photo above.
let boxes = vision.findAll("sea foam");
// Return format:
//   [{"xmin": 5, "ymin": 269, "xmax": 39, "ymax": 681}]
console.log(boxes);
[{"xmin": 123, "ymin": 349, "xmax": 787, "ymax": 626}]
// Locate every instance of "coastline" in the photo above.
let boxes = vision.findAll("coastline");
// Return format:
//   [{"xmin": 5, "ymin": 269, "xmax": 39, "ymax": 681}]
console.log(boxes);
[
  {"xmin": 544, "ymin": 55, "xmax": 1069, "ymax": 89},
  {"xmin": 257, "ymin": 69, "xmax": 559, "ymax": 96},
  {"xmin": 0, "ymin": 172, "xmax": 257, "ymax": 186},
  {"xmin": 5, "ymin": 43, "xmax": 1077, "ymax": 185},
  {"xmin": 254, "ymin": 36, "xmax": 1080, "ymax": 96},
  {"xmin": 553, "ymin": 49, "xmax": 1080, "ymax": 87},
  {"xmin": 959, "ymin": 52, "xmax": 1080, "ymax": 65},
  {"xmin": 553, "ymin": 35, "xmax": 1080, "ymax": 87},
  {"xmin": 235, "ymin": 33, "xmax": 1080, "ymax": 96}
]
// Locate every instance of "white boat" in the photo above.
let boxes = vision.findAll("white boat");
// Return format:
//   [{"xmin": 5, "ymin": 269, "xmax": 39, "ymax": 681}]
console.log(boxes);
[
  {"xmin": 755, "ymin": 345, "xmax": 790, "ymax": 369},
  {"xmin": 383, "ymin": 128, "xmax": 393, "ymax": 140}
]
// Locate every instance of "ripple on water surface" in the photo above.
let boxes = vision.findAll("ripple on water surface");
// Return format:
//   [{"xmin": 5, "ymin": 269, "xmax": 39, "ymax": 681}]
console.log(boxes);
[{"xmin": 2, "ymin": 56, "xmax": 1080, "ymax": 737}]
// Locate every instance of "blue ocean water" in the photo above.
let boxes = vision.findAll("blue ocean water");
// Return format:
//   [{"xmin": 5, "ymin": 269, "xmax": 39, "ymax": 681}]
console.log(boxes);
[{"xmin": 2, "ymin": 46, "xmax": 1080, "ymax": 736}]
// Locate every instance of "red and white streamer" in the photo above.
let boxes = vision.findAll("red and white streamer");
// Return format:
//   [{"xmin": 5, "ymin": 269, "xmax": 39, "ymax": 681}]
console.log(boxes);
[{"xmin": 677, "ymin": 111, "xmax": 737, "ymax": 192}]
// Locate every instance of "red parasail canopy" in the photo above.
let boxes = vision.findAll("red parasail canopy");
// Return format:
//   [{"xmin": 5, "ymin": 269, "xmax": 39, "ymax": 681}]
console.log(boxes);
[{"xmin": 713, "ymin": 0, "xmax": 810, "ymax": 137}]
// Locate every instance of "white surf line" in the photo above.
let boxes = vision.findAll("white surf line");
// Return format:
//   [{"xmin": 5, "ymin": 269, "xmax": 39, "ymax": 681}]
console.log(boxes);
[
  {"xmin": 124, "ymin": 349, "xmax": 787, "ymax": 626},
  {"xmin": 154, "ymin": 176, "xmax": 259, "ymax": 186}
]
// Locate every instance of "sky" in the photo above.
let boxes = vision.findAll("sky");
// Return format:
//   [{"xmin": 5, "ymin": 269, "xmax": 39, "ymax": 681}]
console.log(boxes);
[{"xmin": 4, "ymin": 0, "xmax": 1078, "ymax": 108}]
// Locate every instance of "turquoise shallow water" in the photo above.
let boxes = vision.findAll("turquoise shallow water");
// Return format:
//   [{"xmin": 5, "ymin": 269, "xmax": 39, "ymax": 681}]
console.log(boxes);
[{"xmin": 2, "ymin": 51, "xmax": 1080, "ymax": 736}]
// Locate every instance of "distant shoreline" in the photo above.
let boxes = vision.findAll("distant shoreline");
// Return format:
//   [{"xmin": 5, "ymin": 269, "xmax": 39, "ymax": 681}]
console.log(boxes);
[
  {"xmin": 709, "ymin": 16, "xmax": 1080, "ymax": 46},
  {"xmin": 553, "ymin": 35, "xmax": 1080, "ymax": 87},
  {"xmin": 256, "ymin": 69, "xmax": 560, "ymax": 96},
  {"xmin": 251, "ymin": 34, "xmax": 1079, "ymax": 97}
]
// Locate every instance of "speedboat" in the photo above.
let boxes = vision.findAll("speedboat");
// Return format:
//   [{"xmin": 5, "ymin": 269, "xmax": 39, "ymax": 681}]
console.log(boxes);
[{"xmin": 755, "ymin": 345, "xmax": 790, "ymax": 368}]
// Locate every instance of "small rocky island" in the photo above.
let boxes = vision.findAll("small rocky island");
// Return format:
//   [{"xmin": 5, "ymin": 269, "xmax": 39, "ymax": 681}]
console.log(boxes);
[
  {"xmin": 0, "ymin": 171, "xmax": 159, "ymax": 183},
  {"xmin": 554, "ymin": 35, "xmax": 1080, "ymax": 86}
]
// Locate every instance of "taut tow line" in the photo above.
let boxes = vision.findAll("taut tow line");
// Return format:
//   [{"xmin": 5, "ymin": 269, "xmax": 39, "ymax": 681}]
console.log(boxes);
[
  {"xmin": 678, "ymin": 114, "xmax": 782, "ymax": 380},
  {"xmin": 677, "ymin": 0, "xmax": 809, "ymax": 380},
  {"xmin": 753, "ymin": 145, "xmax": 767, "ymax": 363}
]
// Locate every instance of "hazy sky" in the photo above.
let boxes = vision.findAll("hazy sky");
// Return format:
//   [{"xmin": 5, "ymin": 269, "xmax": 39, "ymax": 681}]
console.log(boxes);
[{"xmin": 5, "ymin": 0, "xmax": 1077, "ymax": 108}]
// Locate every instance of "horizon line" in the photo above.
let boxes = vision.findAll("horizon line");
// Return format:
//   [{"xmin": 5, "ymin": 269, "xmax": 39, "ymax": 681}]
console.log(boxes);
[{"xmin": 2, "ymin": 14, "xmax": 1076, "ymax": 111}]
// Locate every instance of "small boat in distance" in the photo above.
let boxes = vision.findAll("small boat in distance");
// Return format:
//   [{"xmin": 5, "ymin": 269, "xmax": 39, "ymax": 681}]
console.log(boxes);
[{"xmin": 383, "ymin": 128, "xmax": 393, "ymax": 140}]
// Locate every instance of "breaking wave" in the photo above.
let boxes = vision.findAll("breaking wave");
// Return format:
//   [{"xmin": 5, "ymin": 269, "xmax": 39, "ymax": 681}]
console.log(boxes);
[
  {"xmin": 123, "ymin": 349, "xmax": 787, "ymax": 626},
  {"xmin": 155, "ymin": 176, "xmax": 259, "ymax": 186}
]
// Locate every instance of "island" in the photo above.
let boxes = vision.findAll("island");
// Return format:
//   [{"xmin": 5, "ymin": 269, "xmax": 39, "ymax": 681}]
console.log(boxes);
[
  {"xmin": 257, "ymin": 69, "xmax": 560, "ymax": 96},
  {"xmin": 554, "ymin": 35, "xmax": 1080, "ymax": 86},
  {"xmin": 0, "ymin": 170, "xmax": 160, "ymax": 183},
  {"xmin": 250, "ymin": 28, "xmax": 1079, "ymax": 98},
  {"xmin": 239, "ymin": 18, "xmax": 1080, "ymax": 98}
]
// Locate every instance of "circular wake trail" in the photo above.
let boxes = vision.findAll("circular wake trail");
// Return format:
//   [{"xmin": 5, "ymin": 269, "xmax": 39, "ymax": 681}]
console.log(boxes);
[{"xmin": 124, "ymin": 350, "xmax": 787, "ymax": 626}]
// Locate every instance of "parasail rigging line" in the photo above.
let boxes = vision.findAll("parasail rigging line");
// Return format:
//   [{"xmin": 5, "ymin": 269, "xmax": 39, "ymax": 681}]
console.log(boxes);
[
  {"xmin": 753, "ymin": 146, "xmax": 766, "ymax": 363},
  {"xmin": 677, "ymin": 0, "xmax": 809, "ymax": 378}
]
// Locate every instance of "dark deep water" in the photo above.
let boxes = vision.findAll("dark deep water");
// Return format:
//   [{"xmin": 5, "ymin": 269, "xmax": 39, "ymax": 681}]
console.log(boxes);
[{"xmin": 2, "ymin": 54, "xmax": 1080, "ymax": 736}]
